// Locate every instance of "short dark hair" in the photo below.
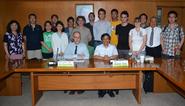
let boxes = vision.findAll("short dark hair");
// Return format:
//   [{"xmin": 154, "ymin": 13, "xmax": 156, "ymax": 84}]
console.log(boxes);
[
  {"xmin": 168, "ymin": 10, "xmax": 178, "ymax": 17},
  {"xmin": 111, "ymin": 9, "xmax": 118, "ymax": 14},
  {"xmin": 120, "ymin": 10, "xmax": 129, "ymax": 17},
  {"xmin": 139, "ymin": 13, "xmax": 148, "ymax": 20},
  {"xmin": 51, "ymin": 14, "xmax": 59, "ymax": 19},
  {"xmin": 44, "ymin": 20, "xmax": 52, "ymax": 32},
  {"xmin": 101, "ymin": 33, "xmax": 111, "ymax": 41},
  {"xmin": 98, "ymin": 8, "xmax": 106, "ymax": 15},
  {"xmin": 56, "ymin": 21, "xmax": 65, "ymax": 32},
  {"xmin": 28, "ymin": 13, "xmax": 37, "ymax": 19},
  {"xmin": 150, "ymin": 16, "xmax": 157, "ymax": 21},
  {"xmin": 76, "ymin": 16, "xmax": 86, "ymax": 25},
  {"xmin": 6, "ymin": 20, "xmax": 21, "ymax": 33},
  {"xmin": 88, "ymin": 12, "xmax": 95, "ymax": 18},
  {"xmin": 67, "ymin": 16, "xmax": 75, "ymax": 22},
  {"xmin": 134, "ymin": 17, "xmax": 141, "ymax": 22}
]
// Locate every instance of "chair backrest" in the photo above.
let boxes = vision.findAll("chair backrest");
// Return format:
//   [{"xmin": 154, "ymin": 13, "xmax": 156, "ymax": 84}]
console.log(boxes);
[{"xmin": 87, "ymin": 45, "xmax": 94, "ymax": 58}]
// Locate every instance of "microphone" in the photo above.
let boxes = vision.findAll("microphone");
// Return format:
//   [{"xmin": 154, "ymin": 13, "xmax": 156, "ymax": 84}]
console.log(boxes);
[
  {"xmin": 48, "ymin": 48, "xmax": 59, "ymax": 66},
  {"xmin": 55, "ymin": 48, "xmax": 59, "ymax": 62}
]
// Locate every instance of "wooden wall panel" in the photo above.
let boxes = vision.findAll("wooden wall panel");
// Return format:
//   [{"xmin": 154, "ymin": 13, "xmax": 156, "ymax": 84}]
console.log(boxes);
[
  {"xmin": 0, "ymin": 0, "xmax": 185, "ymax": 59},
  {"xmin": 0, "ymin": 1, "xmax": 6, "ymax": 59},
  {"xmin": 2, "ymin": 1, "xmax": 156, "ymax": 27}
]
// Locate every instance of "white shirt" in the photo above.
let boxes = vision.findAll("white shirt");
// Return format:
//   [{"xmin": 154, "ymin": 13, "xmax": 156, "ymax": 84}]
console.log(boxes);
[
  {"xmin": 93, "ymin": 20, "xmax": 112, "ymax": 41},
  {"xmin": 94, "ymin": 44, "xmax": 118, "ymax": 57},
  {"xmin": 51, "ymin": 32, "xmax": 68, "ymax": 58},
  {"xmin": 129, "ymin": 28, "xmax": 146, "ymax": 51},
  {"xmin": 146, "ymin": 27, "xmax": 162, "ymax": 47}
]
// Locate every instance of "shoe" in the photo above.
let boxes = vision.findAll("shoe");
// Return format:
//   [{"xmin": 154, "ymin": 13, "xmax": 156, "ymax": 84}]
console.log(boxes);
[
  {"xmin": 114, "ymin": 90, "xmax": 119, "ymax": 95},
  {"xmin": 108, "ymin": 90, "xmax": 115, "ymax": 97},
  {"xmin": 98, "ymin": 90, "xmax": 106, "ymax": 98},
  {"xmin": 77, "ymin": 90, "xmax": 85, "ymax": 94},
  {"xmin": 69, "ymin": 91, "xmax": 75, "ymax": 95},
  {"xmin": 64, "ymin": 91, "xmax": 68, "ymax": 93}
]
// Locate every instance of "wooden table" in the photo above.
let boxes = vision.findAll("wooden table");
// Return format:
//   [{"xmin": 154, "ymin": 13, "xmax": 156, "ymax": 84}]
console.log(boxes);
[
  {"xmin": 0, "ymin": 59, "xmax": 22, "ymax": 96},
  {"xmin": 13, "ymin": 59, "xmax": 158, "ymax": 106},
  {"xmin": 1, "ymin": 58, "xmax": 185, "ymax": 106},
  {"xmin": 156, "ymin": 59, "xmax": 185, "ymax": 97}
]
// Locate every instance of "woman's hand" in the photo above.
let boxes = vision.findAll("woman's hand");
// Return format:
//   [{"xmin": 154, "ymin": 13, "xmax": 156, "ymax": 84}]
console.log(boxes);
[
  {"xmin": 48, "ymin": 48, "xmax": 53, "ymax": 53},
  {"xmin": 5, "ymin": 54, "xmax": 10, "ymax": 59}
]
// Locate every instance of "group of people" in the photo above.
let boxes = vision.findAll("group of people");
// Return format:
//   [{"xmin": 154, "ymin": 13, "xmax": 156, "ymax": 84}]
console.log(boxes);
[{"xmin": 3, "ymin": 8, "xmax": 184, "ymax": 97}]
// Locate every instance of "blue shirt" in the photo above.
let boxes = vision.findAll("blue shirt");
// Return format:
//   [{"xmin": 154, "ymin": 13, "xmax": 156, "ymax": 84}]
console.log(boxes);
[
  {"xmin": 93, "ymin": 20, "xmax": 112, "ymax": 41},
  {"xmin": 64, "ymin": 42, "xmax": 89, "ymax": 59},
  {"xmin": 23, "ymin": 24, "xmax": 42, "ymax": 50}
]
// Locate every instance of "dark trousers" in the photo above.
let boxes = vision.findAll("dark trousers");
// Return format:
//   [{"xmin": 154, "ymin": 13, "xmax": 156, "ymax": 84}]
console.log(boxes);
[
  {"xmin": 42, "ymin": 52, "xmax": 53, "ymax": 59},
  {"xmin": 161, "ymin": 54, "xmax": 180, "ymax": 59},
  {"xmin": 144, "ymin": 45, "xmax": 162, "ymax": 93},
  {"xmin": 146, "ymin": 45, "xmax": 162, "ymax": 58}
]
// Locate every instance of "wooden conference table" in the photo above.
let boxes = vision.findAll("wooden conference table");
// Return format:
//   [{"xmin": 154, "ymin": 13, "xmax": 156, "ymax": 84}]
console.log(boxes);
[{"xmin": 0, "ymin": 58, "xmax": 185, "ymax": 106}]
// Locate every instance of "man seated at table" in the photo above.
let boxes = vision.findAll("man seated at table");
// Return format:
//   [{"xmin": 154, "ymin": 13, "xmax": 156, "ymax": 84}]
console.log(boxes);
[
  {"xmin": 64, "ymin": 31, "xmax": 89, "ymax": 60},
  {"xmin": 64, "ymin": 31, "xmax": 89, "ymax": 95},
  {"xmin": 94, "ymin": 33, "xmax": 118, "ymax": 98}
]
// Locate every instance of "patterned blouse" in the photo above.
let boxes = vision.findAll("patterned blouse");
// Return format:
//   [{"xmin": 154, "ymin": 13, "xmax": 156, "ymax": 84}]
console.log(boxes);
[
  {"xmin": 3, "ymin": 32, "xmax": 23, "ymax": 55},
  {"xmin": 161, "ymin": 24, "xmax": 184, "ymax": 56}
]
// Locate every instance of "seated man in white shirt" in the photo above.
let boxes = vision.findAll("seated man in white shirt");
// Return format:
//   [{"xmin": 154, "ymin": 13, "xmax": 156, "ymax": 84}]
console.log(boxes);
[
  {"xmin": 64, "ymin": 31, "xmax": 89, "ymax": 95},
  {"xmin": 94, "ymin": 33, "xmax": 118, "ymax": 98},
  {"xmin": 64, "ymin": 31, "xmax": 89, "ymax": 60}
]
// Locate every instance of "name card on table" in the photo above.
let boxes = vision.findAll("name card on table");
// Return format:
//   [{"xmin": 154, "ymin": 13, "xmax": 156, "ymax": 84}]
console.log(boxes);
[
  {"xmin": 111, "ymin": 60, "xmax": 129, "ymax": 67},
  {"xmin": 57, "ymin": 60, "xmax": 74, "ymax": 67}
]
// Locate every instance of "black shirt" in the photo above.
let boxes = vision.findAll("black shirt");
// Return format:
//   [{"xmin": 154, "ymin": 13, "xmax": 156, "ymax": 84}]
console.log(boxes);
[
  {"xmin": 116, "ymin": 23, "xmax": 134, "ymax": 50},
  {"xmin": 23, "ymin": 24, "xmax": 43, "ymax": 50}
]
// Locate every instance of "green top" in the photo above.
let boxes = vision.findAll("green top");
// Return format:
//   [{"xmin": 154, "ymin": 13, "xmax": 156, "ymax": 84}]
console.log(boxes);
[{"xmin": 41, "ymin": 31, "xmax": 53, "ymax": 53}]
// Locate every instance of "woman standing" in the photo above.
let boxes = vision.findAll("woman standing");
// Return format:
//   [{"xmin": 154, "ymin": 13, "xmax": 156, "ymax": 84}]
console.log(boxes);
[
  {"xmin": 129, "ymin": 17, "xmax": 147, "ymax": 57},
  {"xmin": 41, "ymin": 21, "xmax": 54, "ymax": 59},
  {"xmin": 51, "ymin": 21, "xmax": 68, "ymax": 60},
  {"xmin": 3, "ymin": 20, "xmax": 24, "ymax": 60}
]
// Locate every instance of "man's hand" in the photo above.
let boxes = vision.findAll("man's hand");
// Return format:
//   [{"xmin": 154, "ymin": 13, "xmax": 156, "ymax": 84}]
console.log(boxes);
[{"xmin": 103, "ymin": 55, "xmax": 110, "ymax": 61}]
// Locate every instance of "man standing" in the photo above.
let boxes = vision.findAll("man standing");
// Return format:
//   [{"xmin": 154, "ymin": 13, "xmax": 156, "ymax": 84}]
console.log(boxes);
[
  {"xmin": 72, "ymin": 16, "xmax": 92, "ymax": 45},
  {"xmin": 146, "ymin": 17, "xmax": 162, "ymax": 57},
  {"xmin": 116, "ymin": 11, "xmax": 135, "ymax": 58},
  {"xmin": 51, "ymin": 14, "xmax": 59, "ymax": 32},
  {"xmin": 143, "ymin": 16, "xmax": 162, "ymax": 93},
  {"xmin": 139, "ymin": 13, "xmax": 148, "ymax": 29},
  {"xmin": 93, "ymin": 8, "xmax": 112, "ymax": 47},
  {"xmin": 85, "ymin": 12, "xmax": 95, "ymax": 46},
  {"xmin": 161, "ymin": 11, "xmax": 184, "ymax": 58},
  {"xmin": 23, "ymin": 13, "xmax": 43, "ymax": 60},
  {"xmin": 65, "ymin": 16, "xmax": 75, "ymax": 40},
  {"xmin": 110, "ymin": 9, "xmax": 121, "ymax": 46}
]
